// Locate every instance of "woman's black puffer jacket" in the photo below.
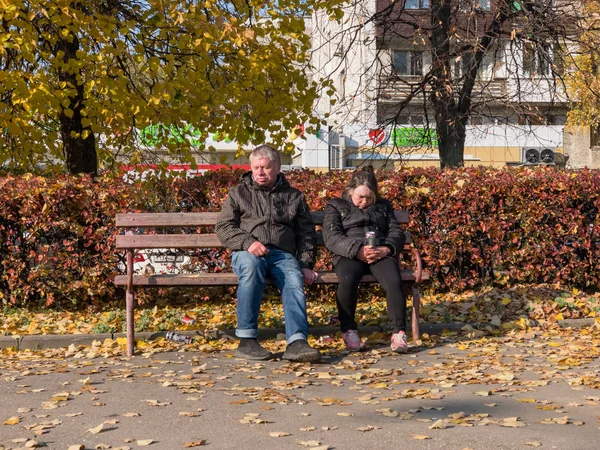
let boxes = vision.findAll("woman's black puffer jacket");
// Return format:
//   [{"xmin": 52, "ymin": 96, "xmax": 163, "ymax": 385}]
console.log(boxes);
[{"xmin": 322, "ymin": 196, "xmax": 406, "ymax": 266}]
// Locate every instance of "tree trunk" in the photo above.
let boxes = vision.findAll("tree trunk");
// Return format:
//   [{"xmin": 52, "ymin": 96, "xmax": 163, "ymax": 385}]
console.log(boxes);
[
  {"xmin": 436, "ymin": 111, "xmax": 466, "ymax": 169},
  {"xmin": 430, "ymin": 0, "xmax": 464, "ymax": 169},
  {"xmin": 56, "ymin": 34, "xmax": 97, "ymax": 176}
]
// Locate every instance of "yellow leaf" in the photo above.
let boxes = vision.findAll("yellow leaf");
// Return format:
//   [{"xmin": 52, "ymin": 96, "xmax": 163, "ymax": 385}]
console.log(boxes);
[
  {"xmin": 412, "ymin": 435, "xmax": 431, "ymax": 440},
  {"xmin": 184, "ymin": 442, "xmax": 207, "ymax": 447},
  {"xmin": 87, "ymin": 423, "xmax": 104, "ymax": 434},
  {"xmin": 137, "ymin": 439, "xmax": 154, "ymax": 446},
  {"xmin": 501, "ymin": 297, "xmax": 511, "ymax": 305},
  {"xmin": 269, "ymin": 432, "xmax": 290, "ymax": 437},
  {"xmin": 63, "ymin": 108, "xmax": 73, "ymax": 118},
  {"xmin": 3, "ymin": 416, "xmax": 20, "ymax": 425}
]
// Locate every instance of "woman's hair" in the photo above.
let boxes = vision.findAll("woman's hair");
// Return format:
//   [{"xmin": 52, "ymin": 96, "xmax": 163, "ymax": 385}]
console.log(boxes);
[
  {"xmin": 345, "ymin": 166, "xmax": 378, "ymax": 199},
  {"xmin": 250, "ymin": 144, "xmax": 281, "ymax": 166}
]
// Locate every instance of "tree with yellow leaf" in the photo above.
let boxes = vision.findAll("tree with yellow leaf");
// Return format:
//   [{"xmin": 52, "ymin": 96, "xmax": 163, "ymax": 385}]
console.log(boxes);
[
  {"xmin": 566, "ymin": 0, "xmax": 600, "ymax": 129},
  {"xmin": 0, "ymin": 0, "xmax": 341, "ymax": 175}
]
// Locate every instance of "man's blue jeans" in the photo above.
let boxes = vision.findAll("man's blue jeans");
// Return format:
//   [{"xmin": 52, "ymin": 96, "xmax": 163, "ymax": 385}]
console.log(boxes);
[{"xmin": 232, "ymin": 248, "xmax": 308, "ymax": 344}]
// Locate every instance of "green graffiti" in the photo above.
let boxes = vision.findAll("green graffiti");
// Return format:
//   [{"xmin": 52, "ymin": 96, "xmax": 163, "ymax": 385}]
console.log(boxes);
[
  {"xmin": 391, "ymin": 127, "xmax": 438, "ymax": 147},
  {"xmin": 138, "ymin": 124, "xmax": 203, "ymax": 147}
]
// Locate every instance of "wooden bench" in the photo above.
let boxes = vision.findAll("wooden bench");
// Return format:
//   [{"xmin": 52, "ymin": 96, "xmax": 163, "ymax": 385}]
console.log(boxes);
[{"xmin": 115, "ymin": 211, "xmax": 429, "ymax": 356}]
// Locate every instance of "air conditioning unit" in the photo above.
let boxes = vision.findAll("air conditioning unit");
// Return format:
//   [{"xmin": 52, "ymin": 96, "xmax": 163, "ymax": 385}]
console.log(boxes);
[{"xmin": 520, "ymin": 147, "xmax": 555, "ymax": 165}]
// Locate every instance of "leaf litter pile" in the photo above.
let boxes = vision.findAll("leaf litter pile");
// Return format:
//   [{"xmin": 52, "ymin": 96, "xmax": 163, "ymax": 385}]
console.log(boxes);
[
  {"xmin": 3, "ymin": 283, "xmax": 600, "ymax": 337},
  {"xmin": 1, "ymin": 283, "xmax": 600, "ymax": 449}
]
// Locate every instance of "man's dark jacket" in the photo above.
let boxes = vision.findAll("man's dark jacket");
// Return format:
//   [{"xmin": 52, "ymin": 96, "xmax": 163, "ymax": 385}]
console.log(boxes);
[
  {"xmin": 215, "ymin": 172, "xmax": 316, "ymax": 269},
  {"xmin": 322, "ymin": 196, "xmax": 406, "ymax": 266}
]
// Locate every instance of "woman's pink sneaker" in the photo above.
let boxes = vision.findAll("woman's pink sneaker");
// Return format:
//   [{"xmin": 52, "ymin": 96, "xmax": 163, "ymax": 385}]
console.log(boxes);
[
  {"xmin": 342, "ymin": 330, "xmax": 365, "ymax": 352},
  {"xmin": 391, "ymin": 331, "xmax": 408, "ymax": 353}
]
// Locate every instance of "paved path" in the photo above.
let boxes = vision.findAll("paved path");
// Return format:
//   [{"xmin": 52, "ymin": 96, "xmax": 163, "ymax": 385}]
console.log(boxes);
[{"xmin": 1, "ymin": 327, "xmax": 599, "ymax": 450}]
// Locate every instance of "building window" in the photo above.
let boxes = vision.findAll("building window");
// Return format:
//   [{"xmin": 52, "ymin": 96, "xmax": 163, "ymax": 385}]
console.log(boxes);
[
  {"xmin": 476, "ymin": 0, "xmax": 490, "ymax": 10},
  {"xmin": 461, "ymin": 0, "xmax": 490, "ymax": 10},
  {"xmin": 455, "ymin": 52, "xmax": 473, "ymax": 78},
  {"xmin": 519, "ymin": 113, "xmax": 554, "ymax": 125},
  {"xmin": 591, "ymin": 124, "xmax": 600, "ymax": 147},
  {"xmin": 405, "ymin": 0, "xmax": 429, "ymax": 9},
  {"xmin": 392, "ymin": 50, "xmax": 423, "ymax": 76},
  {"xmin": 523, "ymin": 43, "xmax": 552, "ymax": 76}
]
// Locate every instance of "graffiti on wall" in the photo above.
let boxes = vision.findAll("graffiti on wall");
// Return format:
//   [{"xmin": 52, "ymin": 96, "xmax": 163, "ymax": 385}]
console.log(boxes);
[
  {"xmin": 368, "ymin": 127, "xmax": 438, "ymax": 147},
  {"xmin": 138, "ymin": 124, "xmax": 232, "ymax": 147}
]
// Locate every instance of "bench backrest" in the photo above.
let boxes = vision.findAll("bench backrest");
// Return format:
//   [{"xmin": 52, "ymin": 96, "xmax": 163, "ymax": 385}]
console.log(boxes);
[{"xmin": 115, "ymin": 211, "xmax": 412, "ymax": 250}]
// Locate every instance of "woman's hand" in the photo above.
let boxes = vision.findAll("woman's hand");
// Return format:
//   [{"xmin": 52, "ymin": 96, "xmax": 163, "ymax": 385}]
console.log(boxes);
[
  {"xmin": 356, "ymin": 246, "xmax": 369, "ymax": 263},
  {"xmin": 363, "ymin": 245, "xmax": 391, "ymax": 264}
]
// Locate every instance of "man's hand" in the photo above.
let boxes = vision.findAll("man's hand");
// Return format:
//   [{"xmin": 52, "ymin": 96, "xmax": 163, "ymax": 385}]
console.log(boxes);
[
  {"xmin": 363, "ymin": 246, "xmax": 391, "ymax": 264},
  {"xmin": 301, "ymin": 268, "xmax": 319, "ymax": 285},
  {"xmin": 247, "ymin": 241, "xmax": 269, "ymax": 257}
]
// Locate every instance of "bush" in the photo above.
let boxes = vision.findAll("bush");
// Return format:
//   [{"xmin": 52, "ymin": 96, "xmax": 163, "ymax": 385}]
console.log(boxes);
[{"xmin": 2, "ymin": 166, "xmax": 600, "ymax": 308}]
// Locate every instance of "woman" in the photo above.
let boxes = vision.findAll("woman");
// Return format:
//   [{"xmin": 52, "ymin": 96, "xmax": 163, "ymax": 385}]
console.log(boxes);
[{"xmin": 323, "ymin": 167, "xmax": 408, "ymax": 353}]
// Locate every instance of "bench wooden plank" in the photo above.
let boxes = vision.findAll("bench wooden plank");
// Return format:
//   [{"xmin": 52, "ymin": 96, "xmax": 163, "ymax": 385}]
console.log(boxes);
[
  {"xmin": 116, "ymin": 233, "xmax": 412, "ymax": 249},
  {"xmin": 116, "ymin": 234, "xmax": 222, "ymax": 249},
  {"xmin": 114, "ymin": 270, "xmax": 428, "ymax": 287},
  {"xmin": 116, "ymin": 212, "xmax": 221, "ymax": 227},
  {"xmin": 116, "ymin": 210, "xmax": 410, "ymax": 227}
]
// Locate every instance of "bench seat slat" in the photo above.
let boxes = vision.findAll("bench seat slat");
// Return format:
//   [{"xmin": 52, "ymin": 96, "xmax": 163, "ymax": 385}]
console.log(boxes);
[
  {"xmin": 114, "ymin": 270, "xmax": 427, "ymax": 287},
  {"xmin": 117, "ymin": 233, "xmax": 412, "ymax": 249},
  {"xmin": 116, "ymin": 210, "xmax": 410, "ymax": 228},
  {"xmin": 116, "ymin": 212, "xmax": 221, "ymax": 227},
  {"xmin": 116, "ymin": 234, "xmax": 222, "ymax": 249}
]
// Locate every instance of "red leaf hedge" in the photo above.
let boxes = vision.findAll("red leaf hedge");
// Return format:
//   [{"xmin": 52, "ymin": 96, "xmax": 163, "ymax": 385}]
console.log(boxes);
[{"xmin": 1, "ymin": 166, "xmax": 599, "ymax": 308}]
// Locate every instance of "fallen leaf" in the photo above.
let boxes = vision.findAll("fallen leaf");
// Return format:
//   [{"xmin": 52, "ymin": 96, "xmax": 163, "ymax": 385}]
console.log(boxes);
[
  {"xmin": 474, "ymin": 391, "xmax": 492, "ymax": 397},
  {"xmin": 501, "ymin": 417, "xmax": 526, "ymax": 428},
  {"xmin": 137, "ymin": 439, "xmax": 154, "ymax": 446},
  {"xmin": 297, "ymin": 440, "xmax": 321, "ymax": 446},
  {"xmin": 356, "ymin": 425, "xmax": 380, "ymax": 432},
  {"xmin": 123, "ymin": 412, "xmax": 141, "ymax": 417},
  {"xmin": 269, "ymin": 432, "xmax": 291, "ymax": 437},
  {"xmin": 184, "ymin": 441, "xmax": 207, "ymax": 448},
  {"xmin": 412, "ymin": 435, "xmax": 431, "ymax": 440},
  {"xmin": 67, "ymin": 446, "xmax": 85, "ymax": 450},
  {"xmin": 525, "ymin": 442, "xmax": 542, "ymax": 447},
  {"xmin": 3, "ymin": 416, "xmax": 21, "ymax": 425},
  {"xmin": 429, "ymin": 419, "xmax": 447, "ymax": 429},
  {"xmin": 336, "ymin": 412, "xmax": 353, "ymax": 417},
  {"xmin": 87, "ymin": 423, "xmax": 104, "ymax": 434}
]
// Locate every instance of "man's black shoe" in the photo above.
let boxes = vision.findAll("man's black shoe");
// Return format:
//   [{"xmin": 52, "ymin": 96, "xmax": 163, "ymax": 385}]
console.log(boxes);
[
  {"xmin": 282, "ymin": 339, "xmax": 321, "ymax": 362},
  {"xmin": 236, "ymin": 338, "xmax": 273, "ymax": 360}
]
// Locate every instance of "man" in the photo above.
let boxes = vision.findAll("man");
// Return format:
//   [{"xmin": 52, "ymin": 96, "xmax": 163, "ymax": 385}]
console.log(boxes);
[{"xmin": 216, "ymin": 144, "xmax": 321, "ymax": 362}]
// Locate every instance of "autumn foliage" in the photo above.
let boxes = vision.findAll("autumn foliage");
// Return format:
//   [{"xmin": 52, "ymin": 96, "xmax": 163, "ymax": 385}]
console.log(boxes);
[{"xmin": 2, "ymin": 166, "xmax": 600, "ymax": 308}]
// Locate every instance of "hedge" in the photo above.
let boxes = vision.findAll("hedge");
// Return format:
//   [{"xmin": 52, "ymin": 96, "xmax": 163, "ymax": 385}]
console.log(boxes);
[{"xmin": 1, "ymin": 166, "xmax": 599, "ymax": 308}]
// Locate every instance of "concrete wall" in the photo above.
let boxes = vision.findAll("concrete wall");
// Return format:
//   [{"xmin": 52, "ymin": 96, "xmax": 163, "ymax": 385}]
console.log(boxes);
[{"xmin": 563, "ymin": 125, "xmax": 593, "ymax": 168}]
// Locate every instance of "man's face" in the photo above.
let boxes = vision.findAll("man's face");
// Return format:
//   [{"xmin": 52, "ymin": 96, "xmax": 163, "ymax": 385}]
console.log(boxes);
[{"xmin": 251, "ymin": 157, "xmax": 280, "ymax": 188}]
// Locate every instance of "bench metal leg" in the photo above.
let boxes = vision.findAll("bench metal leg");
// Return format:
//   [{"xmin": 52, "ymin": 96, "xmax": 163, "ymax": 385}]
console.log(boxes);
[
  {"xmin": 411, "ymin": 283, "xmax": 421, "ymax": 343},
  {"xmin": 126, "ymin": 249, "xmax": 135, "ymax": 357}
]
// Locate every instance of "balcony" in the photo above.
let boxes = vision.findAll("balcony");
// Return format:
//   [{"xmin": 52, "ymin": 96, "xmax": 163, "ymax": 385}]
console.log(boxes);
[{"xmin": 377, "ymin": 77, "xmax": 509, "ymax": 104}]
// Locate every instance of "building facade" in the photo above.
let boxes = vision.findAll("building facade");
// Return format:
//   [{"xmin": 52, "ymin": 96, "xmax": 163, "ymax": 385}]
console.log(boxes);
[{"xmin": 296, "ymin": 0, "xmax": 577, "ymax": 170}]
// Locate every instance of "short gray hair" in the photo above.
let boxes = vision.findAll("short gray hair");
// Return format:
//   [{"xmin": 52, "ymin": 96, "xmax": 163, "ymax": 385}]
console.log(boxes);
[{"xmin": 250, "ymin": 144, "xmax": 281, "ymax": 166}]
